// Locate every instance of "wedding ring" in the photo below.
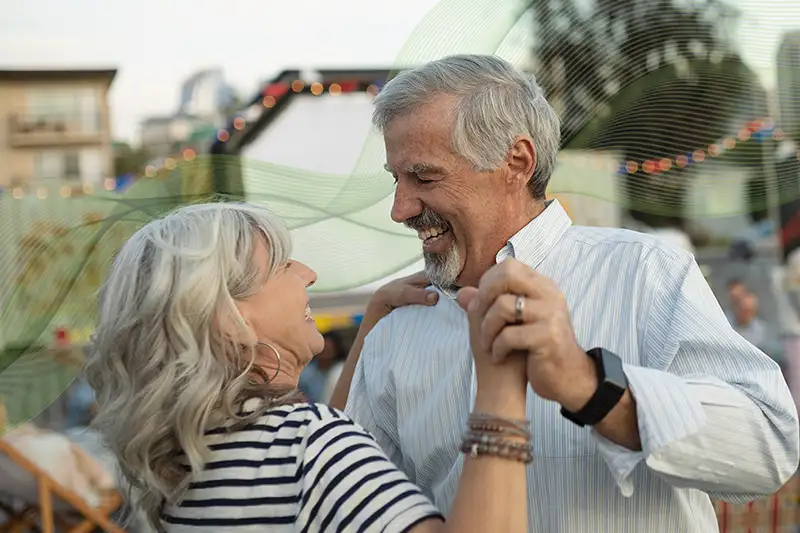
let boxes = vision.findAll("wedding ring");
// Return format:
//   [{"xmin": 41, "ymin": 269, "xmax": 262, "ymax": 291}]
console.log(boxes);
[{"xmin": 514, "ymin": 295, "xmax": 525, "ymax": 324}]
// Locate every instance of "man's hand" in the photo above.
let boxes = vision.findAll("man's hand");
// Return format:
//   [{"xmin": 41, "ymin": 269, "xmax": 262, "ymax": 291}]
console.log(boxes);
[{"xmin": 471, "ymin": 259, "xmax": 597, "ymax": 408}]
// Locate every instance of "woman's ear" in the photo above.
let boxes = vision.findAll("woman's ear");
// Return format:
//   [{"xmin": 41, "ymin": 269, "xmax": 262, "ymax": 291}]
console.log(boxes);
[{"xmin": 216, "ymin": 306, "xmax": 258, "ymax": 346}]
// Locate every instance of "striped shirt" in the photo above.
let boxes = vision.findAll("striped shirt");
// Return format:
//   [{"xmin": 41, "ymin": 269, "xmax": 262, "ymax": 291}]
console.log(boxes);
[
  {"xmin": 346, "ymin": 199, "xmax": 799, "ymax": 533},
  {"xmin": 162, "ymin": 401, "xmax": 442, "ymax": 532}
]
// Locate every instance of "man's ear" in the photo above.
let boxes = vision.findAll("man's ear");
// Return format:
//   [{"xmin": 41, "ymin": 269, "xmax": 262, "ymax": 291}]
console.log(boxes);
[{"xmin": 505, "ymin": 136, "xmax": 536, "ymax": 191}]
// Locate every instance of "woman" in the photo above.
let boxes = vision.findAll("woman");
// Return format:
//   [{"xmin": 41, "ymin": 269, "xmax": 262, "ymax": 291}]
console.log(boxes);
[{"xmin": 85, "ymin": 202, "xmax": 530, "ymax": 533}]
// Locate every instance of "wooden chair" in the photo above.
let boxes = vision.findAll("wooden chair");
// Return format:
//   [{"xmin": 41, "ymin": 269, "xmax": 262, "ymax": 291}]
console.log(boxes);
[{"xmin": 0, "ymin": 400, "xmax": 127, "ymax": 533}]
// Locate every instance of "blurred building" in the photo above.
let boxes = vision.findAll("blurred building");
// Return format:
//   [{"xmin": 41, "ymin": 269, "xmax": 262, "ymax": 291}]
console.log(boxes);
[
  {"xmin": 777, "ymin": 31, "xmax": 800, "ymax": 142},
  {"xmin": 139, "ymin": 68, "xmax": 238, "ymax": 162},
  {"xmin": 0, "ymin": 68, "xmax": 116, "ymax": 191},
  {"xmin": 139, "ymin": 114, "xmax": 211, "ymax": 162}
]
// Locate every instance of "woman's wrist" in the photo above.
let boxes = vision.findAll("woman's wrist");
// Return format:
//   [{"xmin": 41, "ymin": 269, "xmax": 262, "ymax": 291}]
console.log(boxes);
[{"xmin": 474, "ymin": 378, "xmax": 528, "ymax": 418}]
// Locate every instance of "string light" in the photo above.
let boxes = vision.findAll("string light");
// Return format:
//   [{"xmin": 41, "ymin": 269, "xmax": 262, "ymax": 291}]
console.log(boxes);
[
  {"xmin": 183, "ymin": 148, "xmax": 196, "ymax": 161},
  {"xmin": 723, "ymin": 137, "xmax": 736, "ymax": 150},
  {"xmin": 367, "ymin": 84, "xmax": 380, "ymax": 96},
  {"xmin": 642, "ymin": 160, "xmax": 655, "ymax": 174},
  {"xmin": 12, "ymin": 188, "xmax": 23, "ymax": 199},
  {"xmin": 676, "ymin": 155, "xmax": 689, "ymax": 168},
  {"xmin": 310, "ymin": 83, "xmax": 324, "ymax": 96},
  {"xmin": 103, "ymin": 178, "xmax": 116, "ymax": 191},
  {"xmin": 60, "ymin": 185, "xmax": 71, "ymax": 197},
  {"xmin": 233, "ymin": 117, "xmax": 246, "ymax": 130},
  {"xmin": 164, "ymin": 158, "xmax": 176, "ymax": 170},
  {"xmin": 329, "ymin": 83, "xmax": 342, "ymax": 95},
  {"xmin": 263, "ymin": 96, "xmax": 276, "ymax": 108},
  {"xmin": 659, "ymin": 158, "xmax": 672, "ymax": 171},
  {"xmin": 82, "ymin": 183, "xmax": 93, "ymax": 195},
  {"xmin": 36, "ymin": 187, "xmax": 47, "ymax": 200},
  {"xmin": 217, "ymin": 130, "xmax": 230, "ymax": 142},
  {"xmin": 738, "ymin": 128, "xmax": 751, "ymax": 141},
  {"xmin": 708, "ymin": 144, "xmax": 721, "ymax": 157},
  {"xmin": 145, "ymin": 165, "xmax": 157, "ymax": 178},
  {"xmin": 291, "ymin": 80, "xmax": 305, "ymax": 92},
  {"xmin": 693, "ymin": 149, "xmax": 706, "ymax": 162},
  {"xmin": 625, "ymin": 161, "xmax": 638, "ymax": 173}
]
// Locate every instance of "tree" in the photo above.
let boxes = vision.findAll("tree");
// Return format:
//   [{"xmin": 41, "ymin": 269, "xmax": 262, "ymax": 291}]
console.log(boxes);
[
  {"xmin": 113, "ymin": 141, "xmax": 150, "ymax": 177},
  {"xmin": 529, "ymin": 0, "xmax": 767, "ymax": 228}
]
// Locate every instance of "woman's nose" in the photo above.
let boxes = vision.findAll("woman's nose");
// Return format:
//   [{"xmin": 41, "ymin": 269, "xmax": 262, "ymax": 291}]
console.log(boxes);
[{"xmin": 296, "ymin": 261, "xmax": 317, "ymax": 287}]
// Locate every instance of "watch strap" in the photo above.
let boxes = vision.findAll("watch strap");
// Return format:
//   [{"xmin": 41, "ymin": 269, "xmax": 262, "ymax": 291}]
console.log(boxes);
[{"xmin": 560, "ymin": 348, "xmax": 627, "ymax": 427}]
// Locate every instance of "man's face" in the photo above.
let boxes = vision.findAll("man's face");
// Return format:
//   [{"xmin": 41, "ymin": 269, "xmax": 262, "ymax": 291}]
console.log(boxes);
[
  {"xmin": 734, "ymin": 293, "xmax": 758, "ymax": 325},
  {"xmin": 728, "ymin": 283, "xmax": 748, "ymax": 307},
  {"xmin": 382, "ymin": 95, "xmax": 509, "ymax": 289}
]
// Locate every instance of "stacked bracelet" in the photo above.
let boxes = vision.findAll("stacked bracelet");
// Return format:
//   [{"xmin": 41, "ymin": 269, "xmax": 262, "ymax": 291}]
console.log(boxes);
[{"xmin": 460, "ymin": 412, "xmax": 533, "ymax": 464}]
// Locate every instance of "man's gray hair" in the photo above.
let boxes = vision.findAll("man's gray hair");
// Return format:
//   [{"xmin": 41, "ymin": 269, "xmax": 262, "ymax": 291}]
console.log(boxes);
[{"xmin": 372, "ymin": 54, "xmax": 561, "ymax": 199}]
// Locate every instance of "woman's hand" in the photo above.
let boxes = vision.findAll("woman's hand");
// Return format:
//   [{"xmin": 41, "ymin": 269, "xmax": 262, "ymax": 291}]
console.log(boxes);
[
  {"xmin": 457, "ymin": 284, "xmax": 527, "ymax": 412},
  {"xmin": 365, "ymin": 272, "xmax": 438, "ymax": 322}
]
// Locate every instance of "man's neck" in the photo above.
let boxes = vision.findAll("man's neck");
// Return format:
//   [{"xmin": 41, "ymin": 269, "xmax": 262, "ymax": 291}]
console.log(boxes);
[{"xmin": 456, "ymin": 200, "xmax": 547, "ymax": 288}]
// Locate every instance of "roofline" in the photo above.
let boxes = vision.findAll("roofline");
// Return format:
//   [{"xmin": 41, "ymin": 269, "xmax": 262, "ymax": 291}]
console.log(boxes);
[
  {"xmin": 209, "ymin": 67, "xmax": 395, "ymax": 197},
  {"xmin": 0, "ymin": 68, "xmax": 117, "ymax": 84}
]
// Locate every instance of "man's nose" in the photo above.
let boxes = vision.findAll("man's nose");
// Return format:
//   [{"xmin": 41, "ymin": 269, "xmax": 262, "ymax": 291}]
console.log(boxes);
[{"xmin": 391, "ymin": 180, "xmax": 423, "ymax": 223}]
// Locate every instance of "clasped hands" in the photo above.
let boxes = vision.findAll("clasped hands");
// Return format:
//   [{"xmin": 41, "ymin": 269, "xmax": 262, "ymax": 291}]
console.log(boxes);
[{"xmin": 457, "ymin": 259, "xmax": 597, "ymax": 409}]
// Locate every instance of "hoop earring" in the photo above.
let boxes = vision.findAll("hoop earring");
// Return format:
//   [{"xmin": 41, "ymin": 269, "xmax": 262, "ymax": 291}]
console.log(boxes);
[{"xmin": 255, "ymin": 341, "xmax": 281, "ymax": 384}]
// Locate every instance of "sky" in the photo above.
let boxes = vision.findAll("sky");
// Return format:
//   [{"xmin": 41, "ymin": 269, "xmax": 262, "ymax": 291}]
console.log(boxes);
[{"xmin": 0, "ymin": 0, "xmax": 798, "ymax": 142}]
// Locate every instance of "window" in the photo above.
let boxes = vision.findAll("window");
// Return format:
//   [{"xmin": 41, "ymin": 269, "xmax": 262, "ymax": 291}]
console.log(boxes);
[
  {"xmin": 34, "ymin": 150, "xmax": 88, "ymax": 183},
  {"xmin": 25, "ymin": 88, "xmax": 101, "ymax": 133}
]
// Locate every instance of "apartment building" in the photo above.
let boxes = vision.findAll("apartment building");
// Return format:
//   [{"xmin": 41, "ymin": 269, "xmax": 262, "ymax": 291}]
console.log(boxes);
[{"xmin": 0, "ymin": 68, "xmax": 116, "ymax": 192}]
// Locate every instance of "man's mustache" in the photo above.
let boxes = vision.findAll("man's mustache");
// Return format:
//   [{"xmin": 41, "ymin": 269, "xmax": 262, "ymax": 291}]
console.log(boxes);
[{"xmin": 404, "ymin": 209, "xmax": 448, "ymax": 232}]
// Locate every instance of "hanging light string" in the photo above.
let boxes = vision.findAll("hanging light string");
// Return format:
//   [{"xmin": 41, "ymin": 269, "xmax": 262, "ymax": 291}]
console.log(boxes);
[{"xmin": 616, "ymin": 118, "xmax": 796, "ymax": 176}]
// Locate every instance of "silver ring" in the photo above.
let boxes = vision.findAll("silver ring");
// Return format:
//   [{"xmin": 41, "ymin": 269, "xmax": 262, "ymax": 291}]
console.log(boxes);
[{"xmin": 514, "ymin": 295, "xmax": 525, "ymax": 324}]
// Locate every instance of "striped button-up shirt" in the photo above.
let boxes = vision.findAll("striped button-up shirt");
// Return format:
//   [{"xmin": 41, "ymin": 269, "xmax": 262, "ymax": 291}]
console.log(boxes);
[{"xmin": 346, "ymin": 199, "xmax": 799, "ymax": 533}]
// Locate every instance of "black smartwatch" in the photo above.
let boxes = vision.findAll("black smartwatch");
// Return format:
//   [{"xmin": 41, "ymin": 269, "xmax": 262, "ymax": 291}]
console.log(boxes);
[{"xmin": 560, "ymin": 347, "xmax": 628, "ymax": 427}]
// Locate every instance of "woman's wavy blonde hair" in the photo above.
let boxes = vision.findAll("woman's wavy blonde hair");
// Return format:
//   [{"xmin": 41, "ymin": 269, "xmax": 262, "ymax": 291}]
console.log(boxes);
[{"xmin": 84, "ymin": 202, "xmax": 302, "ymax": 531}]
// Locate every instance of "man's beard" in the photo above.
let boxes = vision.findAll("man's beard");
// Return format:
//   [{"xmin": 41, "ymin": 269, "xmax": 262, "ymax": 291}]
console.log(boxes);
[{"xmin": 405, "ymin": 208, "xmax": 462, "ymax": 290}]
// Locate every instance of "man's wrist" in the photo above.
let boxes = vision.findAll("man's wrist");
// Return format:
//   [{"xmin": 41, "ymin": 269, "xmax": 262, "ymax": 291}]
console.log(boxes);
[{"xmin": 554, "ymin": 348, "xmax": 600, "ymax": 413}]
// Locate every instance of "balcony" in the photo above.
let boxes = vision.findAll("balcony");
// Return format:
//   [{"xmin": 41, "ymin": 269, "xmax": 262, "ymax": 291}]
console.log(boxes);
[{"xmin": 7, "ymin": 113, "xmax": 104, "ymax": 148}]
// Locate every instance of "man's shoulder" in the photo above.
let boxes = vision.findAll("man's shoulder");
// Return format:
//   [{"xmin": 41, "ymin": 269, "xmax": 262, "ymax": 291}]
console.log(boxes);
[{"xmin": 563, "ymin": 225, "xmax": 692, "ymax": 262}]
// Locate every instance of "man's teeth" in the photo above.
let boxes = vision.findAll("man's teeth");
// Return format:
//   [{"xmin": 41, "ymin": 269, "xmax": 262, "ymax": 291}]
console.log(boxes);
[
  {"xmin": 304, "ymin": 305, "xmax": 313, "ymax": 320},
  {"xmin": 417, "ymin": 226, "xmax": 449, "ymax": 241}
]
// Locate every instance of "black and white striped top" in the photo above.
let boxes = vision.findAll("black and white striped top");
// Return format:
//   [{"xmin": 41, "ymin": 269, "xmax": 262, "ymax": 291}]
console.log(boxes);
[{"xmin": 162, "ymin": 401, "xmax": 443, "ymax": 532}]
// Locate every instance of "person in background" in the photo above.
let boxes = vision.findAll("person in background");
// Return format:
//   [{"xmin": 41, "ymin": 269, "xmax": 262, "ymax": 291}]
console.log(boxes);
[
  {"xmin": 727, "ymin": 278, "xmax": 749, "ymax": 310},
  {"xmin": 298, "ymin": 330, "xmax": 347, "ymax": 403},
  {"xmin": 730, "ymin": 292, "xmax": 768, "ymax": 348}
]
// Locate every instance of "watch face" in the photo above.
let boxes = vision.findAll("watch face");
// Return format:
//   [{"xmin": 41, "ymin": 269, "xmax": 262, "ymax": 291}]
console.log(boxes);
[{"xmin": 599, "ymin": 348, "xmax": 628, "ymax": 393}]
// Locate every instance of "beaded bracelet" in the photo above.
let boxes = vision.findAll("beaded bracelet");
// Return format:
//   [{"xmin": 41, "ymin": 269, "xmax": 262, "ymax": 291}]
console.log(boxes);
[
  {"xmin": 467, "ymin": 413, "xmax": 531, "ymax": 440},
  {"xmin": 459, "ymin": 439, "xmax": 534, "ymax": 464},
  {"xmin": 463, "ymin": 431, "xmax": 531, "ymax": 452}
]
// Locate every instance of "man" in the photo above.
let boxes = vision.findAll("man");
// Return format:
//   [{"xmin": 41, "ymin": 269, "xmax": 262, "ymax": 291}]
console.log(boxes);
[
  {"xmin": 730, "ymin": 292, "xmax": 768, "ymax": 348},
  {"xmin": 727, "ymin": 278, "xmax": 749, "ymax": 309},
  {"xmin": 344, "ymin": 55, "xmax": 799, "ymax": 532}
]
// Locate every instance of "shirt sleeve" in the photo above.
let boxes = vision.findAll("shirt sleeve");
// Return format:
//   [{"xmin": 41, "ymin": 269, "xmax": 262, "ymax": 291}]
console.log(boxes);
[
  {"xmin": 298, "ymin": 405, "xmax": 443, "ymax": 533},
  {"xmin": 344, "ymin": 322, "xmax": 405, "ymax": 470},
  {"xmin": 593, "ymin": 247, "xmax": 800, "ymax": 502}
]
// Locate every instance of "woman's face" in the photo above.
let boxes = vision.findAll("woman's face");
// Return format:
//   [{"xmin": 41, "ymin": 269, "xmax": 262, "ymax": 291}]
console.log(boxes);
[{"xmin": 234, "ymin": 239, "xmax": 324, "ymax": 369}]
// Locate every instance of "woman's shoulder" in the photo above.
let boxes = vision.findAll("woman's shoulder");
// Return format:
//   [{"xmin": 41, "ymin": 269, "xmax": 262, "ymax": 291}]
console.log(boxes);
[{"xmin": 238, "ymin": 401, "xmax": 364, "ymax": 438}]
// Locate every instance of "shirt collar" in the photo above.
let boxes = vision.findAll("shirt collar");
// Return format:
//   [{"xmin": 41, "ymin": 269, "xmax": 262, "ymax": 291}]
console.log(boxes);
[
  {"xmin": 436, "ymin": 199, "xmax": 572, "ymax": 299},
  {"xmin": 495, "ymin": 198, "xmax": 572, "ymax": 268}
]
